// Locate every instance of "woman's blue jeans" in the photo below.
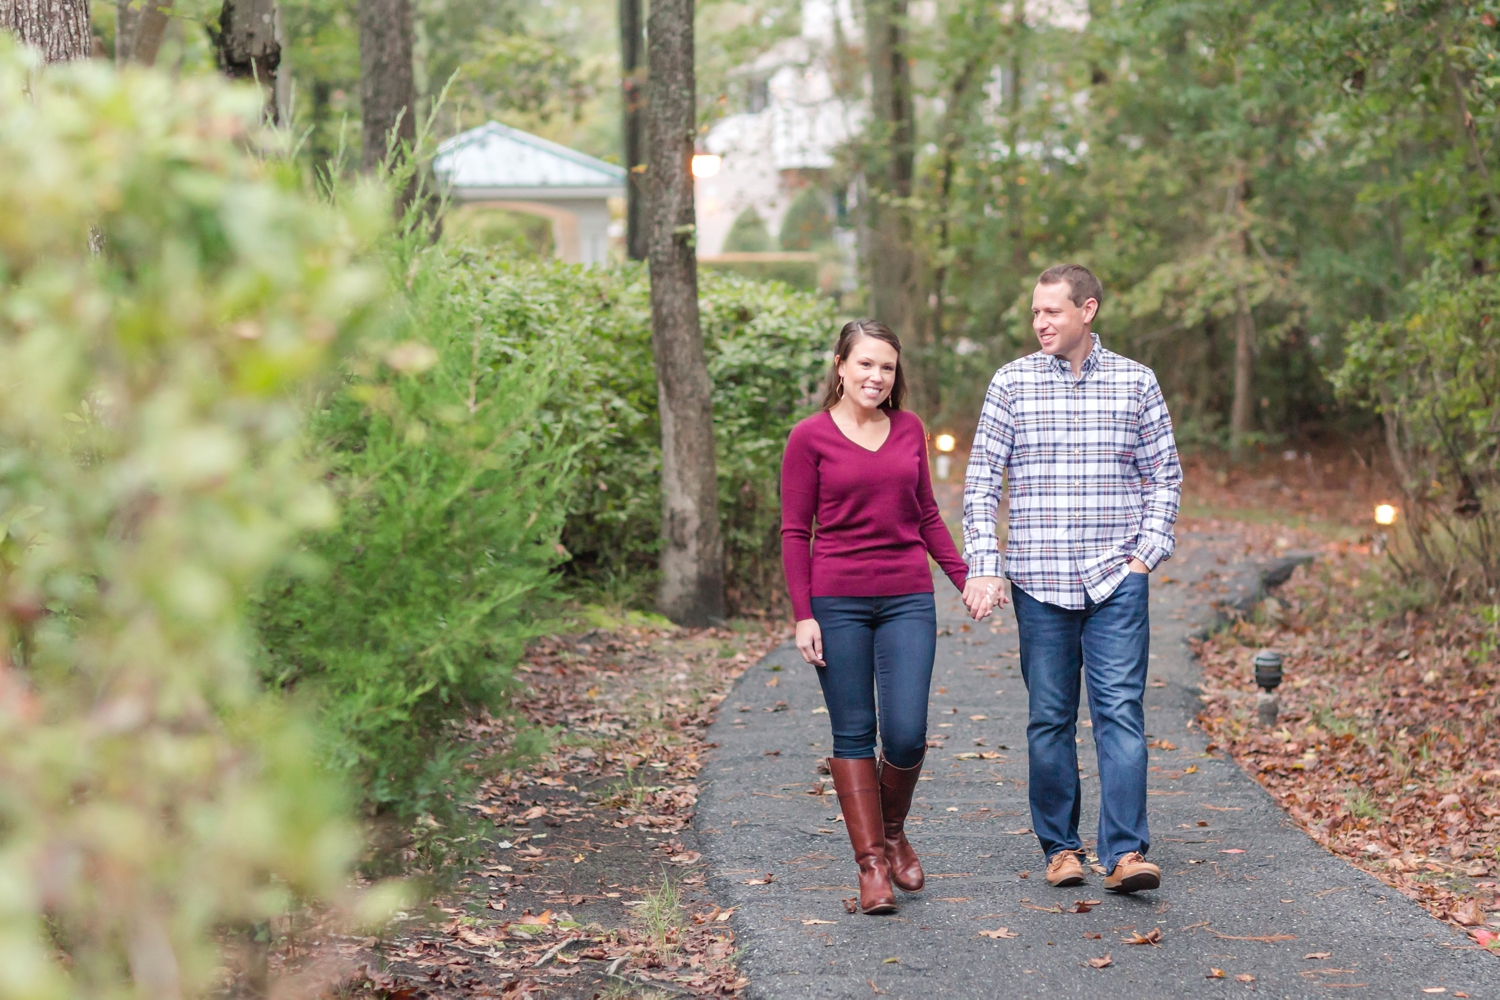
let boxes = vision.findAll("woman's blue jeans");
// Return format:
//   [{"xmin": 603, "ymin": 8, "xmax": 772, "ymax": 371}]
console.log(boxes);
[
  {"xmin": 809, "ymin": 593, "xmax": 936, "ymax": 769},
  {"xmin": 1011, "ymin": 572, "xmax": 1151, "ymax": 872}
]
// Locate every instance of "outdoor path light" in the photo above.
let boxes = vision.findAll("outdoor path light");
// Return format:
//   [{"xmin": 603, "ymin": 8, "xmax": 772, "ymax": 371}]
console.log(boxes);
[
  {"xmin": 934, "ymin": 433, "xmax": 956, "ymax": 481},
  {"xmin": 1254, "ymin": 650, "xmax": 1284, "ymax": 727}
]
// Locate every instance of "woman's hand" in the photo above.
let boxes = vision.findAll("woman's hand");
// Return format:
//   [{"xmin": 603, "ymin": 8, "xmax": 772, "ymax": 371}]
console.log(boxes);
[{"xmin": 795, "ymin": 618, "xmax": 825, "ymax": 666}]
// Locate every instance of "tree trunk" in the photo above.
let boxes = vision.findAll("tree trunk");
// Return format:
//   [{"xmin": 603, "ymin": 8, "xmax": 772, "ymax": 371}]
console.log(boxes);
[
  {"xmin": 1007, "ymin": 2, "xmax": 1027, "ymax": 278},
  {"xmin": 1229, "ymin": 281, "xmax": 1256, "ymax": 462},
  {"xmin": 863, "ymin": 0, "xmax": 919, "ymax": 365},
  {"xmin": 358, "ymin": 0, "xmax": 415, "ymax": 174},
  {"xmin": 213, "ymin": 0, "xmax": 282, "ymax": 122},
  {"xmin": 620, "ymin": 0, "xmax": 647, "ymax": 261},
  {"xmin": 115, "ymin": 0, "xmax": 170, "ymax": 65},
  {"xmin": 646, "ymin": 0, "xmax": 724, "ymax": 626},
  {"xmin": 1, "ymin": 0, "xmax": 92, "ymax": 62}
]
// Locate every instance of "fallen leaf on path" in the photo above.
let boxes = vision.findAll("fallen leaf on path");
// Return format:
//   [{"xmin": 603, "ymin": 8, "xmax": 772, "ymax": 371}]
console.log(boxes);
[
  {"xmin": 1084, "ymin": 932, "xmax": 1102, "ymax": 939},
  {"xmin": 742, "ymin": 873, "xmax": 775, "ymax": 885},
  {"xmin": 1072, "ymin": 899, "xmax": 1101, "ymax": 914},
  {"xmin": 1472, "ymin": 928, "xmax": 1498, "ymax": 949},
  {"xmin": 1086, "ymin": 954, "xmax": 1113, "ymax": 969},
  {"xmin": 716, "ymin": 907, "xmax": 736, "ymax": 921},
  {"xmin": 1421, "ymin": 990, "xmax": 1446, "ymax": 995},
  {"xmin": 1124, "ymin": 927, "xmax": 1162, "ymax": 945},
  {"xmin": 1235, "ymin": 973, "xmax": 1256, "ymax": 983},
  {"xmin": 1449, "ymin": 898, "xmax": 1484, "ymax": 926},
  {"xmin": 1221, "ymin": 848, "xmax": 1246, "ymax": 854},
  {"xmin": 1207, "ymin": 927, "xmax": 1296, "ymax": 943},
  {"xmin": 1148, "ymin": 739, "xmax": 1178, "ymax": 750},
  {"xmin": 843, "ymin": 898, "xmax": 858, "ymax": 914},
  {"xmin": 1185, "ymin": 765, "xmax": 1199, "ymax": 774},
  {"xmin": 1304, "ymin": 952, "xmax": 1332, "ymax": 960},
  {"xmin": 1207, "ymin": 968, "xmax": 1225, "ymax": 979},
  {"xmin": 802, "ymin": 918, "xmax": 836, "ymax": 925},
  {"xmin": 882, "ymin": 956, "xmax": 899, "ymax": 964},
  {"xmin": 979, "ymin": 927, "xmax": 1019, "ymax": 939},
  {"xmin": 970, "ymin": 714, "xmax": 989, "ymax": 721}
]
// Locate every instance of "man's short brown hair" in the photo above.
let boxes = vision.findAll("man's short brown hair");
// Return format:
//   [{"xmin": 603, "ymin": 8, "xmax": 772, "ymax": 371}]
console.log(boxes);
[{"xmin": 1038, "ymin": 263, "xmax": 1104, "ymax": 313}]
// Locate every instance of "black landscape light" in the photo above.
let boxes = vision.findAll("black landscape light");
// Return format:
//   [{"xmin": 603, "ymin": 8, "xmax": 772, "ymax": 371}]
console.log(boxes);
[{"xmin": 1253, "ymin": 650, "xmax": 1284, "ymax": 726}]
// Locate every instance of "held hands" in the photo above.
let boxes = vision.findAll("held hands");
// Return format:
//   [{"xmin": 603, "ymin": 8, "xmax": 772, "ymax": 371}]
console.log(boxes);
[
  {"xmin": 962, "ymin": 576, "xmax": 1008, "ymax": 620},
  {"xmin": 795, "ymin": 618, "xmax": 826, "ymax": 666}
]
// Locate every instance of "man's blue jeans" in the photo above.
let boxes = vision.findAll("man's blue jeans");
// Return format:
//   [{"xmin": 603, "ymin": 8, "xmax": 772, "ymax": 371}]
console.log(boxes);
[
  {"xmin": 1012, "ymin": 572, "xmax": 1151, "ymax": 872},
  {"xmin": 810, "ymin": 593, "xmax": 936, "ymax": 769}
]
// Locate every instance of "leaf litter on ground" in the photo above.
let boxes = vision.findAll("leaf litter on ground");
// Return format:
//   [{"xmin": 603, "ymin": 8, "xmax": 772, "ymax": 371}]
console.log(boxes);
[
  {"xmin": 272, "ymin": 615, "xmax": 786, "ymax": 998},
  {"xmin": 1191, "ymin": 522, "xmax": 1500, "ymax": 948}
]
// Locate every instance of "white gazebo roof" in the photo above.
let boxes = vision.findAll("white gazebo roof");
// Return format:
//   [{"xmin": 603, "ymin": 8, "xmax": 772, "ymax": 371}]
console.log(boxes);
[{"xmin": 434, "ymin": 122, "xmax": 626, "ymax": 201}]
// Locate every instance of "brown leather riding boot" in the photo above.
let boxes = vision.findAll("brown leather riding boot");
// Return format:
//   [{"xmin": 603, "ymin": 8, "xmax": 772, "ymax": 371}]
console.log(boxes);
[
  {"xmin": 878, "ymin": 754, "xmax": 925, "ymax": 892},
  {"xmin": 828, "ymin": 757, "xmax": 897, "ymax": 914}
]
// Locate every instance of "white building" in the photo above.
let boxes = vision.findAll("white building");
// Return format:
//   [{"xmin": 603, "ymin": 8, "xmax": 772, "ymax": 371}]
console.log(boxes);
[{"xmin": 695, "ymin": 0, "xmax": 863, "ymax": 257}]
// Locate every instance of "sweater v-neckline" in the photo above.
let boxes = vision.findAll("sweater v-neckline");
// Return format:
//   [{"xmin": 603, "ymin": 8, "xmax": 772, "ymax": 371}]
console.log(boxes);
[{"xmin": 826, "ymin": 409, "xmax": 894, "ymax": 454}]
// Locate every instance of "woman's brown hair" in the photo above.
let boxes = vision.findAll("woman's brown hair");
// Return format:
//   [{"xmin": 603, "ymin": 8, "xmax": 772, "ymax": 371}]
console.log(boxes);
[{"xmin": 820, "ymin": 319, "xmax": 907, "ymax": 411}]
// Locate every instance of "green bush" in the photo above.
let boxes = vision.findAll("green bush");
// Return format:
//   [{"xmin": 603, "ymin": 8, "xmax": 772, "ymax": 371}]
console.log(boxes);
[
  {"xmin": 698, "ymin": 256, "xmax": 819, "ymax": 292},
  {"xmin": 0, "ymin": 45, "xmax": 384, "ymax": 997},
  {"xmin": 254, "ymin": 241, "xmax": 585, "ymax": 848},
  {"xmin": 335, "ymin": 255, "xmax": 833, "ymax": 613},
  {"xmin": 779, "ymin": 188, "xmax": 834, "ymax": 250},
  {"xmin": 722, "ymin": 206, "xmax": 773, "ymax": 252},
  {"xmin": 509, "ymin": 261, "xmax": 833, "ymax": 611},
  {"xmin": 1332, "ymin": 265, "xmax": 1500, "ymax": 597},
  {"xmin": 253, "ymin": 250, "xmax": 829, "ymax": 850}
]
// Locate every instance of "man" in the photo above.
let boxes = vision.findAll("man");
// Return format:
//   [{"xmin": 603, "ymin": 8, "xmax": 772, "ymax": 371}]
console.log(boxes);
[{"xmin": 961, "ymin": 264, "xmax": 1182, "ymax": 894}]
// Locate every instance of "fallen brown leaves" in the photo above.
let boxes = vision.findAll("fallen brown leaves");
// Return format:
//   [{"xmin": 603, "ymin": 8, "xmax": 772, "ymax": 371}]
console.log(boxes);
[
  {"xmin": 1190, "ymin": 523, "xmax": 1500, "ymax": 953},
  {"xmin": 276, "ymin": 615, "xmax": 786, "ymax": 998}
]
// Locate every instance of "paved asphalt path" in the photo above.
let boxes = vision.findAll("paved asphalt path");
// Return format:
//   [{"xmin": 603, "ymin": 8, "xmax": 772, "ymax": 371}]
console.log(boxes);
[{"xmin": 696, "ymin": 528, "xmax": 1493, "ymax": 998}]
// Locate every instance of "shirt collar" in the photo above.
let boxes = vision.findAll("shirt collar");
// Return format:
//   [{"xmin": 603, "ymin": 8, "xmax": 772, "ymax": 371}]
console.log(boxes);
[{"xmin": 1049, "ymin": 332, "xmax": 1102, "ymax": 377}]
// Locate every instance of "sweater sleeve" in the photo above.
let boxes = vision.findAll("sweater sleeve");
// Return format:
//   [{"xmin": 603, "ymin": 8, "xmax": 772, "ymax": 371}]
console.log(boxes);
[
  {"xmin": 914, "ymin": 418, "xmax": 969, "ymax": 592},
  {"xmin": 780, "ymin": 423, "xmax": 819, "ymax": 620}
]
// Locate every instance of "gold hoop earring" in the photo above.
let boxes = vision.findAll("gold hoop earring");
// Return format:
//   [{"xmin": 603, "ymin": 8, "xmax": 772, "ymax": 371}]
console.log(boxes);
[{"xmin": 836, "ymin": 382, "xmax": 845, "ymax": 400}]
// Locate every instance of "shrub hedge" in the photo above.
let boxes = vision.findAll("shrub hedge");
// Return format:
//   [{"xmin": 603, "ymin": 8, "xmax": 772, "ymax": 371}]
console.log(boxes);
[{"xmin": 255, "ymin": 249, "xmax": 833, "ymax": 842}]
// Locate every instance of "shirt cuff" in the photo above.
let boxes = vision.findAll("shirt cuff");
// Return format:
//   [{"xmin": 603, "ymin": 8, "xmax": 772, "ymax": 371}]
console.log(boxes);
[
  {"xmin": 965, "ymin": 552, "xmax": 1004, "ymax": 579},
  {"xmin": 1129, "ymin": 540, "xmax": 1171, "ymax": 571}
]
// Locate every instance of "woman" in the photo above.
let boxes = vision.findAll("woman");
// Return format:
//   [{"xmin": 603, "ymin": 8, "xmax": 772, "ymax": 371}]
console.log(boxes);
[{"xmin": 780, "ymin": 320, "xmax": 968, "ymax": 914}]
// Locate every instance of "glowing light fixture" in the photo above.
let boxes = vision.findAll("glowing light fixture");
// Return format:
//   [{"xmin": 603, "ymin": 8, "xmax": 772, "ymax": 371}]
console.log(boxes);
[
  {"xmin": 933, "ymin": 433, "xmax": 956, "ymax": 481},
  {"xmin": 1374, "ymin": 503, "xmax": 1398, "ymax": 526},
  {"xmin": 691, "ymin": 154, "xmax": 721, "ymax": 178}
]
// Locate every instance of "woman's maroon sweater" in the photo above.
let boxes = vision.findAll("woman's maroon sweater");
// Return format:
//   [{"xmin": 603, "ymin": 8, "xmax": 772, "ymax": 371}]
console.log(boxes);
[{"xmin": 780, "ymin": 409, "xmax": 969, "ymax": 621}]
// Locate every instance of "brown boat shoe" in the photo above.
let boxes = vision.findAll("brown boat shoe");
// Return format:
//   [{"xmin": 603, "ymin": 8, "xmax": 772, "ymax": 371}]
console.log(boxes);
[
  {"xmin": 1104, "ymin": 851, "xmax": 1161, "ymax": 893},
  {"xmin": 1045, "ymin": 849, "xmax": 1087, "ymax": 887}
]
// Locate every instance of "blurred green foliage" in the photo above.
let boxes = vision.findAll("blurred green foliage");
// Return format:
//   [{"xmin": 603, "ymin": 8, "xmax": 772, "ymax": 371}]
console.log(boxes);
[
  {"xmin": 722, "ymin": 206, "xmax": 773, "ymax": 253},
  {"xmin": 0, "ymin": 42, "xmax": 387, "ymax": 998},
  {"xmin": 779, "ymin": 189, "xmax": 834, "ymax": 251},
  {"xmin": 1334, "ymin": 266, "xmax": 1500, "ymax": 597}
]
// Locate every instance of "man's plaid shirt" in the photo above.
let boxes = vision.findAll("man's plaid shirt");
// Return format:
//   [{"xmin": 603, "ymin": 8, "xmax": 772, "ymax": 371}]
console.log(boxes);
[{"xmin": 962, "ymin": 334, "xmax": 1182, "ymax": 609}]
